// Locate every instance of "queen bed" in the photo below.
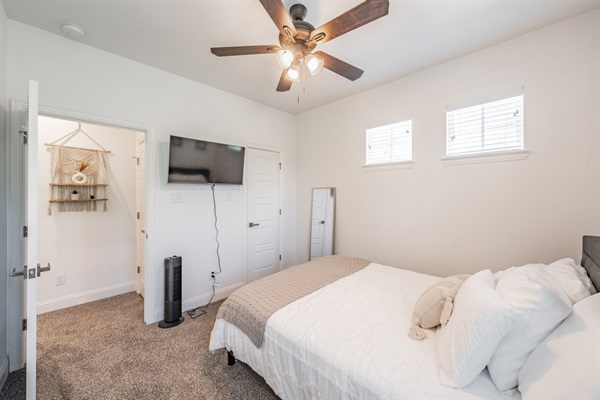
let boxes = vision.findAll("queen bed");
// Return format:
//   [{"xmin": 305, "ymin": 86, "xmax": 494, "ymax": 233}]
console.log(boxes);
[{"xmin": 209, "ymin": 236, "xmax": 600, "ymax": 399}]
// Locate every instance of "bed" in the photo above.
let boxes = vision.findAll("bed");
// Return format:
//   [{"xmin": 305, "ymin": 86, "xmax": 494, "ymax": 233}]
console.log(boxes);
[{"xmin": 209, "ymin": 236, "xmax": 600, "ymax": 399}]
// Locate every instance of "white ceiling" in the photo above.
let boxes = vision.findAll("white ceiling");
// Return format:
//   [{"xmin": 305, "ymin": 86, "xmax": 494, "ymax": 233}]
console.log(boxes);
[{"xmin": 4, "ymin": 0, "xmax": 599, "ymax": 115}]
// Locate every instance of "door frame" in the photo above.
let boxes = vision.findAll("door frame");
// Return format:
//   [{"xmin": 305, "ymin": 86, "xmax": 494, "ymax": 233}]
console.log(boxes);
[
  {"xmin": 6, "ymin": 101, "xmax": 156, "ymax": 370},
  {"xmin": 243, "ymin": 142, "xmax": 285, "ymax": 284},
  {"xmin": 135, "ymin": 133, "xmax": 146, "ymax": 298}
]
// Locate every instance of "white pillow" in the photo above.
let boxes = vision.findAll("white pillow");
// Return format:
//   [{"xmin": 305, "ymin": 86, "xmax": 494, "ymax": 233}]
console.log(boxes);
[
  {"xmin": 487, "ymin": 265, "xmax": 572, "ymax": 394},
  {"xmin": 518, "ymin": 293, "xmax": 599, "ymax": 399},
  {"xmin": 492, "ymin": 266, "xmax": 516, "ymax": 285},
  {"xmin": 437, "ymin": 269, "xmax": 519, "ymax": 389},
  {"xmin": 546, "ymin": 258, "xmax": 596, "ymax": 303}
]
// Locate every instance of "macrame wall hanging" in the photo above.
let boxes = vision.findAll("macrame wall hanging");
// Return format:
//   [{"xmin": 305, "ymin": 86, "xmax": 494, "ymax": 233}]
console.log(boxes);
[{"xmin": 47, "ymin": 122, "xmax": 110, "ymax": 215}]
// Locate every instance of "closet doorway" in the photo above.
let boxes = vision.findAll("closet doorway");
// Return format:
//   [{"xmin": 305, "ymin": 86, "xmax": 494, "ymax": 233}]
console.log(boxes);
[{"xmin": 36, "ymin": 114, "xmax": 151, "ymax": 320}]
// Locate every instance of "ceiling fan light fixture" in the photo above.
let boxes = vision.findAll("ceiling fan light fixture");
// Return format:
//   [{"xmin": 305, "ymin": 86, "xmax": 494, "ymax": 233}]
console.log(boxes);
[
  {"xmin": 305, "ymin": 53, "xmax": 324, "ymax": 76},
  {"xmin": 276, "ymin": 49, "xmax": 294, "ymax": 69},
  {"xmin": 286, "ymin": 63, "xmax": 301, "ymax": 82}
]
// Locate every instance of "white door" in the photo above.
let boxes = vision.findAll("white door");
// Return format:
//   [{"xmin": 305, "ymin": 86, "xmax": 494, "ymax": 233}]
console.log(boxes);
[
  {"xmin": 25, "ymin": 80, "xmax": 40, "ymax": 399},
  {"xmin": 135, "ymin": 134, "xmax": 146, "ymax": 297},
  {"xmin": 246, "ymin": 148, "xmax": 281, "ymax": 282}
]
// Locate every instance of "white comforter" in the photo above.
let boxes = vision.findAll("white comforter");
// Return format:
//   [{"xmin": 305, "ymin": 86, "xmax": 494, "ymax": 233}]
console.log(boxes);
[{"xmin": 210, "ymin": 263, "xmax": 519, "ymax": 399}]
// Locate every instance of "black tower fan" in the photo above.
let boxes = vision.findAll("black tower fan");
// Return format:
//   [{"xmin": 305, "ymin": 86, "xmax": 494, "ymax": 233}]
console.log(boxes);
[{"xmin": 158, "ymin": 255, "xmax": 184, "ymax": 328}]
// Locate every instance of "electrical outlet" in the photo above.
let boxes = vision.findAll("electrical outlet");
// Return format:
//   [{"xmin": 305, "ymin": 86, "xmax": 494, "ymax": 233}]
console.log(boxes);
[
  {"xmin": 170, "ymin": 192, "xmax": 183, "ymax": 203},
  {"xmin": 211, "ymin": 271, "xmax": 220, "ymax": 287},
  {"xmin": 56, "ymin": 273, "xmax": 66, "ymax": 286}
]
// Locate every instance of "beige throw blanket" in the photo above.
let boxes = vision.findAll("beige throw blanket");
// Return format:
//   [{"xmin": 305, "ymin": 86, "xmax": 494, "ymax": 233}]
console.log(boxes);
[{"xmin": 216, "ymin": 256, "xmax": 370, "ymax": 348}]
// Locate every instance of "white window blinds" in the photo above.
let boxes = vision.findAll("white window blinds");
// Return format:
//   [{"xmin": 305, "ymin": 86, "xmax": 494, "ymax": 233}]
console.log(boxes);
[
  {"xmin": 446, "ymin": 94, "xmax": 523, "ymax": 157},
  {"xmin": 366, "ymin": 120, "xmax": 412, "ymax": 165}
]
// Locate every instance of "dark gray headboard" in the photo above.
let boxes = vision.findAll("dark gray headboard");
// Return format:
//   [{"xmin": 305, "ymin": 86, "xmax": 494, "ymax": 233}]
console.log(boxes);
[{"xmin": 581, "ymin": 236, "xmax": 600, "ymax": 293}]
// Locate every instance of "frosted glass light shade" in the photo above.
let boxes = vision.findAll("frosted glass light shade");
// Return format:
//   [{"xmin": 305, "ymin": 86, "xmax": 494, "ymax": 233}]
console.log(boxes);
[
  {"xmin": 305, "ymin": 53, "xmax": 324, "ymax": 75},
  {"xmin": 276, "ymin": 49, "xmax": 294, "ymax": 69},
  {"xmin": 285, "ymin": 63, "xmax": 301, "ymax": 82}
]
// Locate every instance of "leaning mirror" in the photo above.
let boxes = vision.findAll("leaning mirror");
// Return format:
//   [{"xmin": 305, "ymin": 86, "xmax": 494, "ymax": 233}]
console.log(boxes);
[{"xmin": 310, "ymin": 188, "xmax": 336, "ymax": 260}]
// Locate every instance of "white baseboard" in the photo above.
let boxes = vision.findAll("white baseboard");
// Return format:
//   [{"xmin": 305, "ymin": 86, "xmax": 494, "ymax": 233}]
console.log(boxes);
[
  {"xmin": 152, "ymin": 281, "xmax": 243, "ymax": 323},
  {"xmin": 37, "ymin": 281, "xmax": 136, "ymax": 315},
  {"xmin": 0, "ymin": 356, "xmax": 8, "ymax": 392}
]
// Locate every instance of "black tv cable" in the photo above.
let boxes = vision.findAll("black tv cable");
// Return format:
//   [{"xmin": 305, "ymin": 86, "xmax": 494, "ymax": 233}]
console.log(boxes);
[{"xmin": 187, "ymin": 184, "xmax": 221, "ymax": 319}]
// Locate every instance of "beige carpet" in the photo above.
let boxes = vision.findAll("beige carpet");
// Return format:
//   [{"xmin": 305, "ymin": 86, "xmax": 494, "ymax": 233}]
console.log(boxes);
[{"xmin": 35, "ymin": 292, "xmax": 280, "ymax": 400}]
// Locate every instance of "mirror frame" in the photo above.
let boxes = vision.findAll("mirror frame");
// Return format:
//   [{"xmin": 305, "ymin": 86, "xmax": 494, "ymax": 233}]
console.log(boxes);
[{"xmin": 309, "ymin": 187, "xmax": 336, "ymax": 260}]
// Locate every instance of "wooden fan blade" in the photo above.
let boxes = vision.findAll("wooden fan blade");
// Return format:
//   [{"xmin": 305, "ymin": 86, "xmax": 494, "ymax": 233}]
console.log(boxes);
[
  {"xmin": 314, "ymin": 51, "xmax": 364, "ymax": 81},
  {"xmin": 259, "ymin": 0, "xmax": 297, "ymax": 39},
  {"xmin": 309, "ymin": 0, "xmax": 389, "ymax": 44},
  {"xmin": 211, "ymin": 45, "xmax": 280, "ymax": 57},
  {"xmin": 276, "ymin": 69, "xmax": 293, "ymax": 92}
]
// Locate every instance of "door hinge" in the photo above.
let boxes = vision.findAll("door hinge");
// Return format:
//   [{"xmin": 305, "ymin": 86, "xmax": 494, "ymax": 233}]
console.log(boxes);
[
  {"xmin": 22, "ymin": 319, "xmax": 27, "ymax": 331},
  {"xmin": 136, "ymin": 157, "xmax": 140, "ymax": 166},
  {"xmin": 137, "ymin": 212, "xmax": 140, "ymax": 220},
  {"xmin": 137, "ymin": 266, "xmax": 140, "ymax": 274},
  {"xmin": 279, "ymin": 254, "xmax": 282, "ymax": 261},
  {"xmin": 20, "ymin": 129, "xmax": 28, "ymax": 144},
  {"xmin": 23, "ymin": 226, "xmax": 28, "ymax": 237},
  {"xmin": 278, "ymin": 162, "xmax": 282, "ymax": 170},
  {"xmin": 279, "ymin": 209, "xmax": 281, "ymax": 215}
]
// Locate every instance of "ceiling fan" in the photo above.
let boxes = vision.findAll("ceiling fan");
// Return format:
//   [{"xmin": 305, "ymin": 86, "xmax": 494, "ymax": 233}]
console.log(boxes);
[{"xmin": 210, "ymin": 0, "xmax": 390, "ymax": 92}]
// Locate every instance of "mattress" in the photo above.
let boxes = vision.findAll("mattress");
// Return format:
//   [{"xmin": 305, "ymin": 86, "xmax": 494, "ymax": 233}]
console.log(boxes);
[{"xmin": 210, "ymin": 263, "xmax": 520, "ymax": 399}]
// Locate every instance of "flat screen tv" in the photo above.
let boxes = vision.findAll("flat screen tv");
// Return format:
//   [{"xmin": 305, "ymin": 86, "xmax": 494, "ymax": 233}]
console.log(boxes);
[{"xmin": 167, "ymin": 135, "xmax": 245, "ymax": 185}]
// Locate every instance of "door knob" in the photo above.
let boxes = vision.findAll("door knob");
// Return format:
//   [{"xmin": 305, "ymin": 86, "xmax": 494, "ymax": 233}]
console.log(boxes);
[
  {"xmin": 249, "ymin": 222, "xmax": 260, "ymax": 228},
  {"xmin": 37, "ymin": 263, "xmax": 51, "ymax": 277},
  {"xmin": 10, "ymin": 263, "xmax": 51, "ymax": 279},
  {"xmin": 320, "ymin": 220, "xmax": 325, "ymax": 224},
  {"xmin": 10, "ymin": 266, "xmax": 26, "ymax": 279}
]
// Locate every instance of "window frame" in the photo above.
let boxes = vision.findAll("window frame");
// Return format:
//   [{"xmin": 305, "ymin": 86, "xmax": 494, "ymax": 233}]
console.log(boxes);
[
  {"xmin": 443, "ymin": 89, "xmax": 528, "ymax": 165},
  {"xmin": 363, "ymin": 117, "xmax": 415, "ymax": 171}
]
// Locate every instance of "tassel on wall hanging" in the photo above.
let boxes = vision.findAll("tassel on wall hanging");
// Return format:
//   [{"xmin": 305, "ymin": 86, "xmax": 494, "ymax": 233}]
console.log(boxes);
[{"xmin": 46, "ymin": 122, "xmax": 110, "ymax": 215}]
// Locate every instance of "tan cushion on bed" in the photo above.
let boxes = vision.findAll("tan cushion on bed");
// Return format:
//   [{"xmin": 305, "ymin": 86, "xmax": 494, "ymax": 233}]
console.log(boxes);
[{"xmin": 411, "ymin": 274, "xmax": 470, "ymax": 329}]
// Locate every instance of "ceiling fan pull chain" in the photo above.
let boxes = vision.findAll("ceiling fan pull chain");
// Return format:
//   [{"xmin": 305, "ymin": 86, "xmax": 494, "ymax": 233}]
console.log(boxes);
[
  {"xmin": 302, "ymin": 62, "xmax": 306, "ymax": 94},
  {"xmin": 297, "ymin": 65, "xmax": 303, "ymax": 104}
]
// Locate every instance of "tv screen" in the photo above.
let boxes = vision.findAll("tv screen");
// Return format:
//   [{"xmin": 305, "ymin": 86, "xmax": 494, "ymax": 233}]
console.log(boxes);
[{"xmin": 167, "ymin": 135, "xmax": 245, "ymax": 185}]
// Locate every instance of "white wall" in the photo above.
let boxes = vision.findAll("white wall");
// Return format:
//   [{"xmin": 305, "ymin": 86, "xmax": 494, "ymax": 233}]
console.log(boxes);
[
  {"xmin": 296, "ymin": 10, "xmax": 600, "ymax": 276},
  {"xmin": 36, "ymin": 116, "xmax": 138, "ymax": 313},
  {"xmin": 6, "ymin": 20, "xmax": 297, "ymax": 323},
  {"xmin": 0, "ymin": 0, "xmax": 9, "ymax": 388}
]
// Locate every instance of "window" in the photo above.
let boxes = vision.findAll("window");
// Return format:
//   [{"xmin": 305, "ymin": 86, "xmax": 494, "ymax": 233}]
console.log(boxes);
[
  {"xmin": 446, "ymin": 93, "xmax": 523, "ymax": 157},
  {"xmin": 366, "ymin": 119, "xmax": 412, "ymax": 166}
]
